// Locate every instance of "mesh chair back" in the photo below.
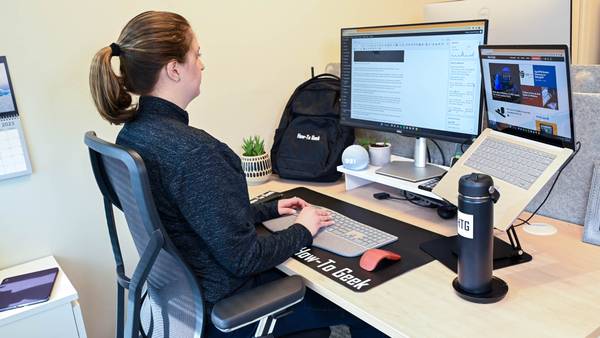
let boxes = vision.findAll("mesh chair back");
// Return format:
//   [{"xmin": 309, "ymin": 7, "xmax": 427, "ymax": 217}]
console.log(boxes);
[{"xmin": 85, "ymin": 131, "xmax": 204, "ymax": 338}]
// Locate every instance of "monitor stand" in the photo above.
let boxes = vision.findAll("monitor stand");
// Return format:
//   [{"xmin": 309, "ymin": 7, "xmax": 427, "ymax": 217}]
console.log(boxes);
[{"xmin": 376, "ymin": 137, "xmax": 446, "ymax": 182}]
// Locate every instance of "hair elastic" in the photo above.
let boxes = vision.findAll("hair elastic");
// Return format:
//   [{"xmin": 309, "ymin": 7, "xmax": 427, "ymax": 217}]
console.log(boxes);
[{"xmin": 110, "ymin": 43, "xmax": 121, "ymax": 57}]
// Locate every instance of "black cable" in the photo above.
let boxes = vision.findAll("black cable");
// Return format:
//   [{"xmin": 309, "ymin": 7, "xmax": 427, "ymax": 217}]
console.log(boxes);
[
  {"xmin": 374, "ymin": 190, "xmax": 440, "ymax": 210},
  {"xmin": 373, "ymin": 192, "xmax": 411, "ymax": 201},
  {"xmin": 512, "ymin": 217, "xmax": 531, "ymax": 228},
  {"xmin": 426, "ymin": 147, "xmax": 431, "ymax": 163},
  {"xmin": 403, "ymin": 191, "xmax": 438, "ymax": 208},
  {"xmin": 512, "ymin": 141, "xmax": 582, "ymax": 227},
  {"xmin": 429, "ymin": 139, "xmax": 446, "ymax": 166},
  {"xmin": 389, "ymin": 196, "xmax": 409, "ymax": 201}
]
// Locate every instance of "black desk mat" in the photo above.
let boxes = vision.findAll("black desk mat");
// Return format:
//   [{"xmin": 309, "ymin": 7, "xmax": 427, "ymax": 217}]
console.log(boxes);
[{"xmin": 259, "ymin": 187, "xmax": 443, "ymax": 292}]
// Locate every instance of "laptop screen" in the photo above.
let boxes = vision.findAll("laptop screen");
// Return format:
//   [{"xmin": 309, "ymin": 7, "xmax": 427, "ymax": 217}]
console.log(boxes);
[{"xmin": 479, "ymin": 45, "xmax": 575, "ymax": 149}]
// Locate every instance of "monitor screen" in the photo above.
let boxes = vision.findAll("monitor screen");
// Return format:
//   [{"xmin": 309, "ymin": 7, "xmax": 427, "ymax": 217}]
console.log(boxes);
[
  {"xmin": 479, "ymin": 45, "xmax": 575, "ymax": 149},
  {"xmin": 340, "ymin": 20, "xmax": 488, "ymax": 142}
]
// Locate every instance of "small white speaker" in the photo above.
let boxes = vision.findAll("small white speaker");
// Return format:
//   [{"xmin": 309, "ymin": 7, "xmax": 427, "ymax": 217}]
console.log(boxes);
[{"xmin": 342, "ymin": 145, "xmax": 369, "ymax": 171}]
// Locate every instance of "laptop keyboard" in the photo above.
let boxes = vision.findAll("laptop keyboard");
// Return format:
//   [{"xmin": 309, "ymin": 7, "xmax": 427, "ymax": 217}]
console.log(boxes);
[
  {"xmin": 316, "ymin": 206, "xmax": 397, "ymax": 251},
  {"xmin": 465, "ymin": 137, "xmax": 556, "ymax": 189}
]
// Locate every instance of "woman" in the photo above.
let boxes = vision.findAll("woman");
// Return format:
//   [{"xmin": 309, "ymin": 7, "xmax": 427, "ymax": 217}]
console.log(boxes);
[{"xmin": 89, "ymin": 11, "xmax": 387, "ymax": 338}]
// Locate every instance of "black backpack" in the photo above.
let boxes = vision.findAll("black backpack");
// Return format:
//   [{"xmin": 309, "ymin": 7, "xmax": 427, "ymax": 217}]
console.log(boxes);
[{"xmin": 271, "ymin": 73, "xmax": 354, "ymax": 182}]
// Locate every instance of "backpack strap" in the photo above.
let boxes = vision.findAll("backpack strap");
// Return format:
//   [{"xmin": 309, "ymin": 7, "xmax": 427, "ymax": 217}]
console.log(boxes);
[{"xmin": 312, "ymin": 73, "xmax": 340, "ymax": 81}]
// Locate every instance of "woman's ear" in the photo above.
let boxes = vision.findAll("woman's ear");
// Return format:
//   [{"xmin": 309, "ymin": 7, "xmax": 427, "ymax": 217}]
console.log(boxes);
[{"xmin": 165, "ymin": 59, "xmax": 181, "ymax": 83}]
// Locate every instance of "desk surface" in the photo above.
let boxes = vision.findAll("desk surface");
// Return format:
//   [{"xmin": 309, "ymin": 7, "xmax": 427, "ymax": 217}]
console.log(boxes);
[
  {"xmin": 0, "ymin": 256, "xmax": 78, "ymax": 326},
  {"xmin": 248, "ymin": 177, "xmax": 600, "ymax": 338}
]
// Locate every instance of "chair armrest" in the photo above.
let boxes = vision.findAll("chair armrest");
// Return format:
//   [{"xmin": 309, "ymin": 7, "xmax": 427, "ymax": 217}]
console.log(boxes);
[{"xmin": 211, "ymin": 275, "xmax": 305, "ymax": 332}]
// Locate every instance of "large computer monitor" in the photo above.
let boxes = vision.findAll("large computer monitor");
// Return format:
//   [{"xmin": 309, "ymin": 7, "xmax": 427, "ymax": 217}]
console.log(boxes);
[{"xmin": 340, "ymin": 20, "xmax": 488, "ymax": 181}]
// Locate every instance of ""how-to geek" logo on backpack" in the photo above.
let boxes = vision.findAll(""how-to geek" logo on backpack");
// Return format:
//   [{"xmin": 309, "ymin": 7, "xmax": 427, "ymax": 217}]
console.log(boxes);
[{"xmin": 296, "ymin": 133, "xmax": 321, "ymax": 141}]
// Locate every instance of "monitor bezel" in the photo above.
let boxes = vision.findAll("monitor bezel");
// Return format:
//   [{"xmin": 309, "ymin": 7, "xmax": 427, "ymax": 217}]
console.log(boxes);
[
  {"xmin": 478, "ymin": 44, "xmax": 575, "ymax": 150},
  {"xmin": 340, "ymin": 19, "xmax": 489, "ymax": 143}
]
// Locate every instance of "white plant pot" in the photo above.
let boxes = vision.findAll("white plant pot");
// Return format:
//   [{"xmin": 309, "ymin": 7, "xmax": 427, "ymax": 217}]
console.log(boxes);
[
  {"xmin": 368, "ymin": 143, "xmax": 391, "ymax": 166},
  {"xmin": 241, "ymin": 152, "xmax": 272, "ymax": 185}
]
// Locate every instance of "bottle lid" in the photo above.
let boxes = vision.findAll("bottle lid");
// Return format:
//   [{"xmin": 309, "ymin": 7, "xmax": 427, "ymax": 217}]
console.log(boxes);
[{"xmin": 459, "ymin": 173, "xmax": 494, "ymax": 198}]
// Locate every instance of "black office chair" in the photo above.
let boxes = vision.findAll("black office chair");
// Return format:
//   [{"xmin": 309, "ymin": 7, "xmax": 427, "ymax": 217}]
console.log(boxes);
[{"xmin": 84, "ymin": 131, "xmax": 309, "ymax": 338}]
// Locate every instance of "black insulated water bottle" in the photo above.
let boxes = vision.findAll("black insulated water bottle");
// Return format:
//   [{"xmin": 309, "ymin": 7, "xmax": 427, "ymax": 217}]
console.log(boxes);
[{"xmin": 452, "ymin": 173, "xmax": 508, "ymax": 303}]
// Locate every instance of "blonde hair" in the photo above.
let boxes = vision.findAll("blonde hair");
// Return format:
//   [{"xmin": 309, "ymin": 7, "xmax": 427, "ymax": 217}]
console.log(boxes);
[{"xmin": 89, "ymin": 11, "xmax": 193, "ymax": 124}]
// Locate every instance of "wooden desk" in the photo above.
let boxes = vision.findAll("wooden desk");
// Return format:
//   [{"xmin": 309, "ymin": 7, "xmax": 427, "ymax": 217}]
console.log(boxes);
[
  {"xmin": 0, "ymin": 256, "xmax": 87, "ymax": 338},
  {"xmin": 249, "ymin": 177, "xmax": 600, "ymax": 338}
]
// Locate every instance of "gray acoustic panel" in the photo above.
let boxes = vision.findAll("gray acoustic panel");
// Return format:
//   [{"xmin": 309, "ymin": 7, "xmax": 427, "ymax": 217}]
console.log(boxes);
[
  {"xmin": 571, "ymin": 65, "xmax": 600, "ymax": 94},
  {"xmin": 527, "ymin": 91, "xmax": 600, "ymax": 225}
]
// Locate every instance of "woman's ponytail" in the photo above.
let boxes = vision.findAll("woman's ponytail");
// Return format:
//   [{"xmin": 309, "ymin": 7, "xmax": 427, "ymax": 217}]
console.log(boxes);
[{"xmin": 89, "ymin": 46, "xmax": 135, "ymax": 125}]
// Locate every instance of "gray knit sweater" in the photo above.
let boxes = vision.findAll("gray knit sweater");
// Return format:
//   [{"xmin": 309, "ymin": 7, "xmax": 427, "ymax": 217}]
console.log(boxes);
[{"xmin": 116, "ymin": 96, "xmax": 312, "ymax": 303}]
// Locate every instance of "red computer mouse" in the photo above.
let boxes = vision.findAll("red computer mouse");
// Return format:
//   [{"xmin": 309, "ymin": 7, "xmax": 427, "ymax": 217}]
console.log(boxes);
[{"xmin": 359, "ymin": 249, "xmax": 402, "ymax": 272}]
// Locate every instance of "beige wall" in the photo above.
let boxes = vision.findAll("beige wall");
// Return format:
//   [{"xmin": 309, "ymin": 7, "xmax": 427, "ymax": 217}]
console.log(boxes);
[
  {"xmin": 573, "ymin": 0, "xmax": 600, "ymax": 64},
  {"xmin": 0, "ymin": 1, "xmax": 424, "ymax": 338}
]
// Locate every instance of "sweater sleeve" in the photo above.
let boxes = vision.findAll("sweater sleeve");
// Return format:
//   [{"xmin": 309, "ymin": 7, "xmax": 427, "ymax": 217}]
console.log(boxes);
[
  {"xmin": 166, "ymin": 146, "xmax": 312, "ymax": 277},
  {"xmin": 250, "ymin": 200, "xmax": 280, "ymax": 223}
]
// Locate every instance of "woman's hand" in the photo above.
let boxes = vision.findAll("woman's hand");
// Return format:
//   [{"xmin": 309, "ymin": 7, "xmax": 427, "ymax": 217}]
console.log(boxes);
[
  {"xmin": 277, "ymin": 197, "xmax": 310, "ymax": 216},
  {"xmin": 295, "ymin": 206, "xmax": 334, "ymax": 236}
]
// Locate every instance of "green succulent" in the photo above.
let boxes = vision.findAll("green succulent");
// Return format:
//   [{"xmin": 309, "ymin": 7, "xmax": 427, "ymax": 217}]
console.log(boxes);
[
  {"xmin": 242, "ymin": 135, "xmax": 266, "ymax": 156},
  {"xmin": 356, "ymin": 137, "xmax": 373, "ymax": 150}
]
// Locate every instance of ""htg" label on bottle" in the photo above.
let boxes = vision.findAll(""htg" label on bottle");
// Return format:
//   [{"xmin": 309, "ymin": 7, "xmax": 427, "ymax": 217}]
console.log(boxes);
[{"xmin": 457, "ymin": 211, "xmax": 474, "ymax": 239}]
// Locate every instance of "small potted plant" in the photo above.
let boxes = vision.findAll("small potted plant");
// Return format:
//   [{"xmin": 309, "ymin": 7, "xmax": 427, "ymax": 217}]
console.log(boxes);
[
  {"xmin": 357, "ymin": 136, "xmax": 391, "ymax": 166},
  {"xmin": 368, "ymin": 140, "xmax": 391, "ymax": 166},
  {"xmin": 241, "ymin": 135, "xmax": 272, "ymax": 185},
  {"xmin": 356, "ymin": 137, "xmax": 373, "ymax": 151}
]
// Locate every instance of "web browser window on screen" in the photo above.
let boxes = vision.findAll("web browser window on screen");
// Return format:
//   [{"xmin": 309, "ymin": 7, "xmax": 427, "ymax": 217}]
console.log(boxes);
[
  {"xmin": 480, "ymin": 48, "xmax": 572, "ymax": 141},
  {"xmin": 341, "ymin": 22, "xmax": 486, "ymax": 138}
]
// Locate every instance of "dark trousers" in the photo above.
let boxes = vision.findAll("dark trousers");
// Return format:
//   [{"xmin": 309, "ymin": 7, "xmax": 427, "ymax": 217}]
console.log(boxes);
[{"xmin": 204, "ymin": 269, "xmax": 389, "ymax": 338}]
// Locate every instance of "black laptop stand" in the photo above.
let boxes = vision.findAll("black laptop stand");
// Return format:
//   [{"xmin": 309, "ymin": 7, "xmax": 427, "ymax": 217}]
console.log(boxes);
[{"xmin": 420, "ymin": 225, "xmax": 532, "ymax": 273}]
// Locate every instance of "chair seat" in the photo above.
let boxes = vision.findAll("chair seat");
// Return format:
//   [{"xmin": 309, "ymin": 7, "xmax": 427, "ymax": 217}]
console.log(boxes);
[{"xmin": 211, "ymin": 275, "xmax": 305, "ymax": 332}]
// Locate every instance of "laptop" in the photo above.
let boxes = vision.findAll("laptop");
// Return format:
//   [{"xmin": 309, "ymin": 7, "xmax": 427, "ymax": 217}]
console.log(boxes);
[{"xmin": 433, "ymin": 45, "xmax": 575, "ymax": 231}]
